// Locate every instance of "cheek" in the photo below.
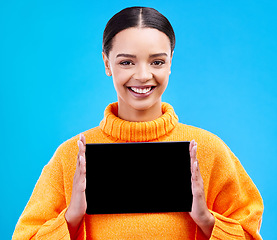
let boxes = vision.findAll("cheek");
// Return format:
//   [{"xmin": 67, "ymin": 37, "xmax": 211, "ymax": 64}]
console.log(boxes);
[
  {"xmin": 112, "ymin": 69, "xmax": 132, "ymax": 92},
  {"xmin": 153, "ymin": 71, "xmax": 170, "ymax": 96},
  {"xmin": 154, "ymin": 69, "xmax": 170, "ymax": 86},
  {"xmin": 158, "ymin": 78, "xmax": 169, "ymax": 95}
]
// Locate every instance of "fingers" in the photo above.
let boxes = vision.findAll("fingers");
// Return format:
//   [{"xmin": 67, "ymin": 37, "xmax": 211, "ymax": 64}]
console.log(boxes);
[
  {"xmin": 189, "ymin": 140, "xmax": 197, "ymax": 162},
  {"xmin": 77, "ymin": 134, "xmax": 86, "ymax": 165},
  {"xmin": 189, "ymin": 140, "xmax": 197, "ymax": 169},
  {"xmin": 189, "ymin": 139, "xmax": 195, "ymax": 152},
  {"xmin": 190, "ymin": 140, "xmax": 202, "ymax": 185},
  {"xmin": 191, "ymin": 160, "xmax": 198, "ymax": 179},
  {"xmin": 74, "ymin": 135, "xmax": 87, "ymax": 192},
  {"xmin": 78, "ymin": 134, "xmax": 86, "ymax": 154},
  {"xmin": 188, "ymin": 140, "xmax": 213, "ymax": 237},
  {"xmin": 80, "ymin": 133, "xmax": 86, "ymax": 146},
  {"xmin": 189, "ymin": 141, "xmax": 204, "ymax": 200},
  {"xmin": 67, "ymin": 134, "xmax": 87, "ymax": 228},
  {"xmin": 79, "ymin": 156, "xmax": 86, "ymax": 175}
]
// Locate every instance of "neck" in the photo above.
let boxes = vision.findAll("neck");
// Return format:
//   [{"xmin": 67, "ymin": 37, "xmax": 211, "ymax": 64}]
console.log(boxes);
[{"xmin": 117, "ymin": 98, "xmax": 163, "ymax": 122}]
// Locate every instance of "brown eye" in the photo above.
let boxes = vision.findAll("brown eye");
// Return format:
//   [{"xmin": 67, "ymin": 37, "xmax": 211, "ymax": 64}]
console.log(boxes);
[
  {"xmin": 120, "ymin": 61, "xmax": 134, "ymax": 66},
  {"xmin": 151, "ymin": 60, "xmax": 165, "ymax": 66}
]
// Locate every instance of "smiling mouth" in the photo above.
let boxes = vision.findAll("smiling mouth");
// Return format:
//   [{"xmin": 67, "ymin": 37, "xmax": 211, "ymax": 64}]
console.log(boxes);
[
  {"xmin": 131, "ymin": 86, "xmax": 151, "ymax": 93},
  {"xmin": 127, "ymin": 86, "xmax": 157, "ymax": 98}
]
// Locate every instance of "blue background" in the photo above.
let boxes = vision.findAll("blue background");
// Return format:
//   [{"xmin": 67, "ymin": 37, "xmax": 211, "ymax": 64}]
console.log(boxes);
[{"xmin": 1, "ymin": 0, "xmax": 276, "ymax": 239}]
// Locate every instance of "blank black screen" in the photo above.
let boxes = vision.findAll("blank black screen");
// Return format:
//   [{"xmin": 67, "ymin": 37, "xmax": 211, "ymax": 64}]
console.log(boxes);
[{"xmin": 85, "ymin": 141, "xmax": 192, "ymax": 214}]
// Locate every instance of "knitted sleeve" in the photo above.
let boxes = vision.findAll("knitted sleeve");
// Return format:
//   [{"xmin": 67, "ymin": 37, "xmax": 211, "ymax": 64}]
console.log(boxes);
[
  {"xmin": 196, "ymin": 137, "xmax": 263, "ymax": 240},
  {"xmin": 12, "ymin": 145, "xmax": 86, "ymax": 240}
]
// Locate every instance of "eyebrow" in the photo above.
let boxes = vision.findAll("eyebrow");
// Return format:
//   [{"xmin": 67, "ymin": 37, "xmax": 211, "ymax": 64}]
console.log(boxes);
[
  {"xmin": 150, "ymin": 53, "xmax": 168, "ymax": 58},
  {"xmin": 116, "ymin": 53, "xmax": 168, "ymax": 58},
  {"xmin": 116, "ymin": 53, "xmax": 136, "ymax": 58}
]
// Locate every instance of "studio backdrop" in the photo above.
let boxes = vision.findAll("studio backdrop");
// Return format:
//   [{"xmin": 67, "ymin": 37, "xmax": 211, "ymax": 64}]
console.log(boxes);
[{"xmin": 0, "ymin": 0, "xmax": 276, "ymax": 239}]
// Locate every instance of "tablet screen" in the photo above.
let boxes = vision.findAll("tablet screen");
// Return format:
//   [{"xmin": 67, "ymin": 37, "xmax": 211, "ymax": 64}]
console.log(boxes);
[{"xmin": 85, "ymin": 141, "xmax": 192, "ymax": 214}]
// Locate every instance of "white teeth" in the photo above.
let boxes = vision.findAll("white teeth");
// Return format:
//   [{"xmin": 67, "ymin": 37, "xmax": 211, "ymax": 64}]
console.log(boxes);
[{"xmin": 130, "ymin": 87, "xmax": 152, "ymax": 94}]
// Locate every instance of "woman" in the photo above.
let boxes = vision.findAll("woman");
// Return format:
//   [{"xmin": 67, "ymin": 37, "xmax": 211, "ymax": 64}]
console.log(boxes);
[{"xmin": 13, "ymin": 7, "xmax": 263, "ymax": 240}]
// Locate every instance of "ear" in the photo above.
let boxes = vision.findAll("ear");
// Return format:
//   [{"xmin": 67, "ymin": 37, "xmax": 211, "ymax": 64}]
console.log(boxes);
[
  {"xmin": 169, "ymin": 51, "xmax": 174, "ymax": 75},
  {"xmin": 102, "ymin": 52, "xmax": 112, "ymax": 76}
]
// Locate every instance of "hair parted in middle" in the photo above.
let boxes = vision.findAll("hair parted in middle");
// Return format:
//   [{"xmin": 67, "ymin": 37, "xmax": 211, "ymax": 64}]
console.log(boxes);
[{"xmin": 102, "ymin": 7, "xmax": 176, "ymax": 57}]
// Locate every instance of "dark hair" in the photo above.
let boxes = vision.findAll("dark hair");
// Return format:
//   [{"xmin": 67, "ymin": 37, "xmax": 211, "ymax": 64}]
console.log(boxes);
[{"xmin": 103, "ymin": 7, "xmax": 175, "ymax": 57}]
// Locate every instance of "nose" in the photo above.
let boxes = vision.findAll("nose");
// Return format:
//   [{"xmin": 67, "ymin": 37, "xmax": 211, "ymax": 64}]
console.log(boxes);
[{"xmin": 133, "ymin": 64, "xmax": 153, "ymax": 82}]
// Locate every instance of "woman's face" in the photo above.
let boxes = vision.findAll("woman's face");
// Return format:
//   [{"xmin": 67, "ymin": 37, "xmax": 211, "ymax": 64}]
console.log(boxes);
[{"xmin": 103, "ymin": 27, "xmax": 173, "ymax": 120}]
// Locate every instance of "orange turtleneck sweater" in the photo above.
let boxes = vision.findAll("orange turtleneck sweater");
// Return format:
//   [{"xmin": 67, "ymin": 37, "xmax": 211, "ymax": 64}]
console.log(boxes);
[{"xmin": 13, "ymin": 102, "xmax": 263, "ymax": 240}]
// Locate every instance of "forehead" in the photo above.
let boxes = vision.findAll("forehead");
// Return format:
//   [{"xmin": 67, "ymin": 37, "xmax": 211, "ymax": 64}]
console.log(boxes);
[{"xmin": 110, "ymin": 28, "xmax": 171, "ymax": 57}]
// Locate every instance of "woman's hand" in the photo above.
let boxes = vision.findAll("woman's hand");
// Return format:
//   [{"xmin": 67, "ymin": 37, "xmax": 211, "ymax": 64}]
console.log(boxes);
[
  {"xmin": 65, "ymin": 134, "xmax": 87, "ymax": 240},
  {"xmin": 189, "ymin": 140, "xmax": 215, "ymax": 238}
]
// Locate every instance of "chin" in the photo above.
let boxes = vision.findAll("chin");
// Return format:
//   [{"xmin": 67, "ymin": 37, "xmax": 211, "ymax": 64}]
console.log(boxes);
[{"xmin": 127, "ymin": 98, "xmax": 161, "ymax": 111}]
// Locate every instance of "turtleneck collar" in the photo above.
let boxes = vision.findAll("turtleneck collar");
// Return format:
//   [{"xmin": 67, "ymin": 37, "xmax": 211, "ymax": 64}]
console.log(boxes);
[{"xmin": 100, "ymin": 102, "xmax": 179, "ymax": 142}]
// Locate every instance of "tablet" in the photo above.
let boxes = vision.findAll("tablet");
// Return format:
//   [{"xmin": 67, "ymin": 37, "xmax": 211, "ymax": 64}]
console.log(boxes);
[{"xmin": 85, "ymin": 141, "xmax": 192, "ymax": 214}]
